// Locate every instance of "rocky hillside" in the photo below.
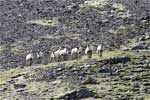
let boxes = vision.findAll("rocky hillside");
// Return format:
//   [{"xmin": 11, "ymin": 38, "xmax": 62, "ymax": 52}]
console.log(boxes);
[
  {"xmin": 0, "ymin": 0, "xmax": 150, "ymax": 100},
  {"xmin": 0, "ymin": 0, "xmax": 150, "ymax": 69},
  {"xmin": 0, "ymin": 44, "xmax": 150, "ymax": 100}
]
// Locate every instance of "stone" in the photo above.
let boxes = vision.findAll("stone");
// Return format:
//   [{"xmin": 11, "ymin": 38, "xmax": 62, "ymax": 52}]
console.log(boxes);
[
  {"xmin": 14, "ymin": 84, "xmax": 27, "ymax": 89},
  {"xmin": 109, "ymin": 56, "xmax": 131, "ymax": 64},
  {"xmin": 61, "ymin": 87, "xmax": 96, "ymax": 100},
  {"xmin": 131, "ymin": 43, "xmax": 149, "ymax": 50},
  {"xmin": 81, "ymin": 77, "xmax": 98, "ymax": 84},
  {"xmin": 99, "ymin": 64, "xmax": 111, "ymax": 73}
]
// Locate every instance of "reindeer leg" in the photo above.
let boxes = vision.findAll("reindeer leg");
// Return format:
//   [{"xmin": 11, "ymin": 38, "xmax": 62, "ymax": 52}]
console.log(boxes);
[
  {"xmin": 100, "ymin": 50, "xmax": 103, "ymax": 57},
  {"xmin": 29, "ymin": 59, "xmax": 32, "ymax": 66},
  {"xmin": 51, "ymin": 58, "xmax": 54, "ymax": 63},
  {"xmin": 98, "ymin": 51, "xmax": 100, "ymax": 57}
]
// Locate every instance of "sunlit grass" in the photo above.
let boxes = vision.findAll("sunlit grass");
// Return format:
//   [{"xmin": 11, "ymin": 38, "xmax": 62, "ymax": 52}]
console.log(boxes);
[
  {"xmin": 0, "ymin": 67, "xmax": 30, "ymax": 84},
  {"xmin": 40, "ymin": 34, "xmax": 81, "ymax": 40},
  {"xmin": 0, "ymin": 46, "xmax": 4, "ymax": 52},
  {"xmin": 82, "ymin": 0, "xmax": 109, "ymax": 8},
  {"xmin": 0, "ymin": 50, "xmax": 145, "ymax": 84},
  {"xmin": 128, "ymin": 39, "xmax": 150, "ymax": 49},
  {"xmin": 112, "ymin": 3, "xmax": 126, "ymax": 11},
  {"xmin": 26, "ymin": 19, "xmax": 59, "ymax": 26}
]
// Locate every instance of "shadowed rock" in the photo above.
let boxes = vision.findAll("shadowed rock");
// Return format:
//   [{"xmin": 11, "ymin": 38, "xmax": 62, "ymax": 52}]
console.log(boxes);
[
  {"xmin": 14, "ymin": 84, "xmax": 27, "ymax": 89},
  {"xmin": 61, "ymin": 87, "xmax": 96, "ymax": 100}
]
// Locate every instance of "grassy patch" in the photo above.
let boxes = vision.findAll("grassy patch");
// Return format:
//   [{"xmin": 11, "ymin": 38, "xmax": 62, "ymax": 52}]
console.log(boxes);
[
  {"xmin": 42, "ymin": 50, "xmax": 131, "ymax": 70},
  {"xmin": 112, "ymin": 3, "xmax": 131, "ymax": 18},
  {"xmin": 0, "ymin": 50, "xmax": 142, "ymax": 84},
  {"xmin": 11, "ymin": 46, "xmax": 25, "ymax": 54},
  {"xmin": 40, "ymin": 34, "xmax": 81, "ymax": 40},
  {"xmin": 145, "ymin": 96, "xmax": 150, "ymax": 100},
  {"xmin": 0, "ymin": 67, "xmax": 31, "ymax": 84},
  {"xmin": 0, "ymin": 46, "xmax": 4, "ymax": 52},
  {"xmin": 112, "ymin": 3, "xmax": 126, "ymax": 11},
  {"xmin": 82, "ymin": 0, "xmax": 109, "ymax": 8},
  {"xmin": 27, "ymin": 19, "xmax": 59, "ymax": 26},
  {"xmin": 128, "ymin": 39, "xmax": 150, "ymax": 49}
]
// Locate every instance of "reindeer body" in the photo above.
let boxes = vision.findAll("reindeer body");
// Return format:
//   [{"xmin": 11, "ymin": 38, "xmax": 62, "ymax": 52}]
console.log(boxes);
[
  {"xmin": 71, "ymin": 47, "xmax": 79, "ymax": 59},
  {"xmin": 85, "ymin": 46, "xmax": 92, "ymax": 58},
  {"xmin": 97, "ymin": 44, "xmax": 103, "ymax": 57},
  {"xmin": 26, "ymin": 51, "xmax": 34, "ymax": 66},
  {"xmin": 36, "ymin": 51, "xmax": 44, "ymax": 63},
  {"xmin": 60, "ymin": 48, "xmax": 68, "ymax": 61},
  {"xmin": 54, "ymin": 49, "xmax": 61, "ymax": 62}
]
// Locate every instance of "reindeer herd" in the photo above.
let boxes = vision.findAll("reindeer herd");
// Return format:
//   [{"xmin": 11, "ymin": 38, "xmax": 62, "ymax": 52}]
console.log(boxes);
[{"xmin": 26, "ymin": 44, "xmax": 103, "ymax": 66}]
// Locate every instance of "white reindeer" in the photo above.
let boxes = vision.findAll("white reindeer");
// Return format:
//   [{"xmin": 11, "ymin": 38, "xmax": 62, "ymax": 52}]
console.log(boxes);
[
  {"xmin": 54, "ymin": 47, "xmax": 61, "ymax": 62},
  {"xmin": 71, "ymin": 47, "xmax": 80, "ymax": 59},
  {"xmin": 79, "ymin": 46, "xmax": 83, "ymax": 55},
  {"xmin": 60, "ymin": 48, "xmax": 68, "ymax": 61},
  {"xmin": 85, "ymin": 45, "xmax": 92, "ymax": 58},
  {"xmin": 50, "ymin": 51, "xmax": 55, "ymax": 63},
  {"xmin": 96, "ymin": 44, "xmax": 103, "ymax": 57},
  {"xmin": 85, "ymin": 45, "xmax": 89, "ymax": 54},
  {"xmin": 36, "ymin": 51, "xmax": 44, "ymax": 63},
  {"xmin": 26, "ymin": 50, "xmax": 34, "ymax": 66}
]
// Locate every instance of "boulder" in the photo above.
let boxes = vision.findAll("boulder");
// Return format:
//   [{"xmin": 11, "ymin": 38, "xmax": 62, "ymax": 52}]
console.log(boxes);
[
  {"xmin": 14, "ymin": 84, "xmax": 27, "ymax": 89},
  {"xmin": 61, "ymin": 87, "xmax": 96, "ymax": 100},
  {"xmin": 81, "ymin": 77, "xmax": 98, "ymax": 84},
  {"xmin": 120, "ymin": 45, "xmax": 130, "ymax": 51},
  {"xmin": 109, "ymin": 56, "xmax": 131, "ymax": 64},
  {"xmin": 118, "ymin": 95, "xmax": 130, "ymax": 100},
  {"xmin": 99, "ymin": 64, "xmax": 112, "ymax": 73},
  {"xmin": 133, "ymin": 97, "xmax": 144, "ymax": 100},
  {"xmin": 131, "ymin": 44, "xmax": 149, "ymax": 50}
]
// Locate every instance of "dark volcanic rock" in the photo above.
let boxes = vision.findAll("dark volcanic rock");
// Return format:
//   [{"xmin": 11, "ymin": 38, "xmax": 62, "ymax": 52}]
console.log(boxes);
[
  {"xmin": 99, "ymin": 64, "xmax": 112, "ymax": 73},
  {"xmin": 100, "ymin": 56, "xmax": 131, "ymax": 64},
  {"xmin": 131, "ymin": 44, "xmax": 150, "ymax": 50},
  {"xmin": 0, "ymin": 88, "xmax": 8, "ymax": 92},
  {"xmin": 61, "ymin": 87, "xmax": 96, "ymax": 100},
  {"xmin": 14, "ymin": 84, "xmax": 27, "ymax": 89},
  {"xmin": 81, "ymin": 77, "xmax": 98, "ymax": 85},
  {"xmin": 118, "ymin": 95, "xmax": 130, "ymax": 100},
  {"xmin": 109, "ymin": 56, "xmax": 131, "ymax": 64}
]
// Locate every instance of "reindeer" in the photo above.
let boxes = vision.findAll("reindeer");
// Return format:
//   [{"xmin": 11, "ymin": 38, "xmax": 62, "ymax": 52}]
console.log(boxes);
[
  {"xmin": 96, "ymin": 44, "xmax": 103, "ymax": 57},
  {"xmin": 54, "ymin": 47, "xmax": 61, "ymax": 62},
  {"xmin": 50, "ymin": 51, "xmax": 55, "ymax": 63},
  {"xmin": 26, "ymin": 50, "xmax": 34, "ymax": 66},
  {"xmin": 71, "ymin": 47, "xmax": 80, "ymax": 60},
  {"xmin": 60, "ymin": 47, "xmax": 68, "ymax": 61},
  {"xmin": 85, "ymin": 45, "xmax": 92, "ymax": 58},
  {"xmin": 36, "ymin": 51, "xmax": 44, "ymax": 64}
]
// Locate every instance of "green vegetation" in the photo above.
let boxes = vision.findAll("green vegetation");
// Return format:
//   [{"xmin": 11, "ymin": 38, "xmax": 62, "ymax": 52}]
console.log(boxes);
[
  {"xmin": 0, "ymin": 67, "xmax": 30, "ymax": 84},
  {"xmin": 112, "ymin": 3, "xmax": 126, "ymax": 11},
  {"xmin": 40, "ymin": 34, "xmax": 81, "ymax": 40},
  {"xmin": 112, "ymin": 3, "xmax": 131, "ymax": 18},
  {"xmin": 1, "ymin": 43, "xmax": 150, "ymax": 99},
  {"xmin": 82, "ymin": 0, "xmax": 109, "ymax": 8},
  {"xmin": 0, "ymin": 45, "xmax": 4, "ymax": 52},
  {"xmin": 0, "ymin": 49, "xmax": 142, "ymax": 84},
  {"xmin": 128, "ymin": 39, "xmax": 150, "ymax": 49},
  {"xmin": 26, "ymin": 19, "xmax": 59, "ymax": 26},
  {"xmin": 11, "ymin": 46, "xmax": 25, "ymax": 54}
]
